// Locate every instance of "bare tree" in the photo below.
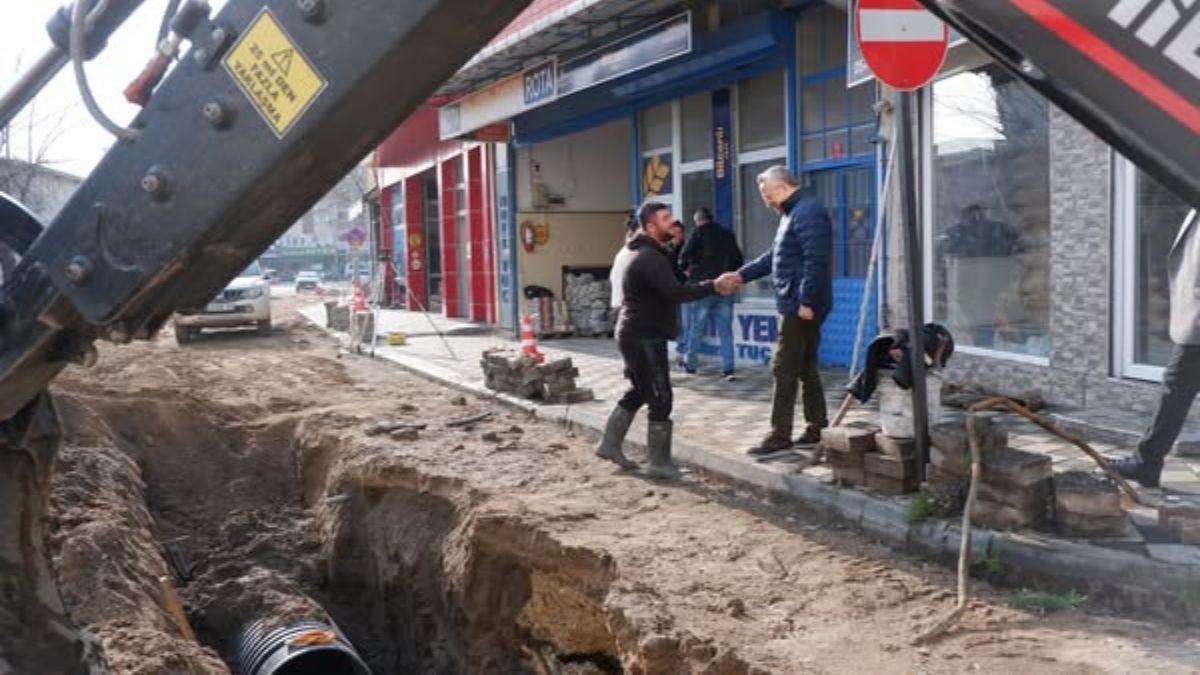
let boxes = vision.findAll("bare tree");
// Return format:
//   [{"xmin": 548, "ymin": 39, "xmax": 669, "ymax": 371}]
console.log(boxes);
[{"xmin": 0, "ymin": 51, "xmax": 78, "ymax": 204}]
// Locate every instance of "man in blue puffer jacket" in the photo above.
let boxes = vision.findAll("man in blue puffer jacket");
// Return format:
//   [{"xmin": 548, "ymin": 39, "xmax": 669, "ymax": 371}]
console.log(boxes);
[{"xmin": 716, "ymin": 165, "xmax": 833, "ymax": 455}]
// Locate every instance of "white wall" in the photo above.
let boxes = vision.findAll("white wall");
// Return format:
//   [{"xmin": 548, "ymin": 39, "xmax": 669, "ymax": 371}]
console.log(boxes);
[{"xmin": 517, "ymin": 119, "xmax": 632, "ymax": 212}]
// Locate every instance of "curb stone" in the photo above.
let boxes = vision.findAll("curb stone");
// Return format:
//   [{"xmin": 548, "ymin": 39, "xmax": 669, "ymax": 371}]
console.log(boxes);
[{"xmin": 302, "ymin": 307, "xmax": 1200, "ymax": 623}]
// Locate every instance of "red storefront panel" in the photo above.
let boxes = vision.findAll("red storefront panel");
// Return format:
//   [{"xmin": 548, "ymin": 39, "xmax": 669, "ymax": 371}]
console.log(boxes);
[
  {"xmin": 466, "ymin": 147, "xmax": 490, "ymax": 322},
  {"xmin": 403, "ymin": 178, "xmax": 427, "ymax": 310},
  {"xmin": 439, "ymin": 158, "xmax": 461, "ymax": 318}
]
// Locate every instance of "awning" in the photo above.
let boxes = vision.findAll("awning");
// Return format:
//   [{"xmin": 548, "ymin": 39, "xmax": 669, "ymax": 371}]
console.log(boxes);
[{"xmin": 437, "ymin": 0, "xmax": 687, "ymax": 97}]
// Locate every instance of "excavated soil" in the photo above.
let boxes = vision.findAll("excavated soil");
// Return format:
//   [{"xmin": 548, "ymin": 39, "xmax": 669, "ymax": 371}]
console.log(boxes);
[{"xmin": 42, "ymin": 296, "xmax": 1200, "ymax": 674}]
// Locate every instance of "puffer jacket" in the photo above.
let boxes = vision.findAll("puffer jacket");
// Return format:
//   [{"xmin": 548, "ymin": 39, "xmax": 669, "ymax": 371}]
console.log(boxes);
[{"xmin": 738, "ymin": 189, "xmax": 833, "ymax": 320}]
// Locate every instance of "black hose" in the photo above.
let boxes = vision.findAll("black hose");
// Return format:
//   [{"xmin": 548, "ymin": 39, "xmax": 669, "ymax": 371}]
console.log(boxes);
[{"xmin": 236, "ymin": 620, "xmax": 371, "ymax": 675}]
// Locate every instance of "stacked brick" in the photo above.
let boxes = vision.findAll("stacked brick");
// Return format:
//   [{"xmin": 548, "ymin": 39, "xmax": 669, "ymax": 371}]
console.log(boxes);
[
  {"xmin": 1053, "ymin": 471, "xmax": 1128, "ymax": 537},
  {"xmin": 481, "ymin": 351, "xmax": 594, "ymax": 404},
  {"xmin": 1155, "ymin": 501, "xmax": 1200, "ymax": 545},
  {"xmin": 822, "ymin": 428, "xmax": 919, "ymax": 495},
  {"xmin": 929, "ymin": 414, "xmax": 1053, "ymax": 530}
]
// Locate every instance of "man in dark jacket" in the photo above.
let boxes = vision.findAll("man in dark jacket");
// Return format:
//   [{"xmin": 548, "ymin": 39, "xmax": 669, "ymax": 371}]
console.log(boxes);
[
  {"xmin": 595, "ymin": 202, "xmax": 721, "ymax": 479},
  {"xmin": 680, "ymin": 207, "xmax": 744, "ymax": 379},
  {"xmin": 716, "ymin": 166, "xmax": 833, "ymax": 454}
]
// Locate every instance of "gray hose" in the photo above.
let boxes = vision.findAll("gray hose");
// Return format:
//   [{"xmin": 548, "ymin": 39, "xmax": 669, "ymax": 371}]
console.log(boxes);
[{"xmin": 71, "ymin": 0, "xmax": 141, "ymax": 140}]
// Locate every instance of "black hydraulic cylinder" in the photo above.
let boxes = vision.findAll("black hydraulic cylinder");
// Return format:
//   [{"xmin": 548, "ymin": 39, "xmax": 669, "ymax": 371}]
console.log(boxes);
[{"xmin": 46, "ymin": 0, "xmax": 149, "ymax": 59}]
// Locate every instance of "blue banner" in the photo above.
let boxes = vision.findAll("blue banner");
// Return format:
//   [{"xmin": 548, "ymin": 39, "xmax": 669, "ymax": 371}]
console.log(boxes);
[
  {"xmin": 558, "ymin": 13, "xmax": 692, "ymax": 96},
  {"xmin": 712, "ymin": 88, "xmax": 733, "ymax": 230}
]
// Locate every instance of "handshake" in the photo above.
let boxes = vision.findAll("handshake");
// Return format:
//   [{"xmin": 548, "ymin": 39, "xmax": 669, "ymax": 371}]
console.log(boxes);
[{"xmin": 713, "ymin": 272, "xmax": 744, "ymax": 296}]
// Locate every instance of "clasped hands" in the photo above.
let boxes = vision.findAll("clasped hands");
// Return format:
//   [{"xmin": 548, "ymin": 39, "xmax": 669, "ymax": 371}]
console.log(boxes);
[{"xmin": 714, "ymin": 272, "xmax": 742, "ymax": 296}]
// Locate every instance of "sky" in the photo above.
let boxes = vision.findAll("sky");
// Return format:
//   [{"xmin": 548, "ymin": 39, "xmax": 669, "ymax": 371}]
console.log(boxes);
[{"xmin": 1, "ymin": 1, "xmax": 226, "ymax": 177}]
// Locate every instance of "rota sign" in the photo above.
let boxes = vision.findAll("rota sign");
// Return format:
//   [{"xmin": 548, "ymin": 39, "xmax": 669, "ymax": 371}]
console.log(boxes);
[{"xmin": 855, "ymin": 0, "xmax": 948, "ymax": 91}]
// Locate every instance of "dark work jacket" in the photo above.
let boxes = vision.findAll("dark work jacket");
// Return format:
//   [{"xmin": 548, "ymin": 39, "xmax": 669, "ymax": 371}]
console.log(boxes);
[
  {"xmin": 680, "ymin": 223, "xmax": 745, "ymax": 282},
  {"xmin": 618, "ymin": 234, "xmax": 716, "ymax": 341},
  {"xmin": 738, "ymin": 190, "xmax": 833, "ymax": 319}
]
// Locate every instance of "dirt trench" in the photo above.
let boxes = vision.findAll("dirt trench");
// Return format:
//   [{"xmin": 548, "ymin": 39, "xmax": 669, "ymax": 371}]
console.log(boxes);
[{"xmin": 45, "ymin": 379, "xmax": 742, "ymax": 673}]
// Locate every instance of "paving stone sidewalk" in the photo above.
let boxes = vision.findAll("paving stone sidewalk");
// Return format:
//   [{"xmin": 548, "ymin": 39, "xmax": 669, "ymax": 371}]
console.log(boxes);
[{"xmin": 312, "ymin": 306, "xmax": 1200, "ymax": 563}]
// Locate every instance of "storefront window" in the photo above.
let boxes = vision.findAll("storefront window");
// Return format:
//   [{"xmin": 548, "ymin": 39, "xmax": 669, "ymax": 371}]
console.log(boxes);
[
  {"xmin": 681, "ymin": 92, "xmax": 712, "ymax": 163},
  {"xmin": 737, "ymin": 71, "xmax": 785, "ymax": 153},
  {"xmin": 681, "ymin": 170, "xmax": 715, "ymax": 226},
  {"xmin": 930, "ymin": 62, "xmax": 1051, "ymax": 358},
  {"xmin": 640, "ymin": 102, "xmax": 672, "ymax": 152},
  {"xmin": 740, "ymin": 159, "xmax": 781, "ymax": 292},
  {"xmin": 796, "ymin": 4, "xmax": 875, "ymax": 164},
  {"xmin": 1132, "ymin": 170, "xmax": 1193, "ymax": 368}
]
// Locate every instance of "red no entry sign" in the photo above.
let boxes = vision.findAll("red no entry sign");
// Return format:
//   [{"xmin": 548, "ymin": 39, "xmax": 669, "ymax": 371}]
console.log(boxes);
[{"xmin": 856, "ymin": 0, "xmax": 948, "ymax": 91}]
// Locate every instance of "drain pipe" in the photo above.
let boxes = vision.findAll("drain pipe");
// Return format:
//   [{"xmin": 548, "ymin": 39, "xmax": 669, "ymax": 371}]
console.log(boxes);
[{"xmin": 236, "ymin": 619, "xmax": 371, "ymax": 675}]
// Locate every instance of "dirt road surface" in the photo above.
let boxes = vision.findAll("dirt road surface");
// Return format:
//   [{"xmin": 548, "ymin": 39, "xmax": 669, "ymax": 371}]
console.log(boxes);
[{"xmin": 45, "ymin": 296, "xmax": 1200, "ymax": 673}]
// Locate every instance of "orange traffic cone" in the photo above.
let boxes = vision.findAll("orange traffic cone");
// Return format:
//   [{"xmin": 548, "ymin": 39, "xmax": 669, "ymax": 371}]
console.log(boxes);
[
  {"xmin": 352, "ymin": 278, "xmax": 367, "ymax": 312},
  {"xmin": 520, "ymin": 314, "xmax": 545, "ymax": 363}
]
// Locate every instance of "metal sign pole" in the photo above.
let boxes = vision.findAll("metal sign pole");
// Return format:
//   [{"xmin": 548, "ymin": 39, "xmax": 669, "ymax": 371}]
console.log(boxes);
[{"xmin": 897, "ymin": 89, "xmax": 931, "ymax": 481}]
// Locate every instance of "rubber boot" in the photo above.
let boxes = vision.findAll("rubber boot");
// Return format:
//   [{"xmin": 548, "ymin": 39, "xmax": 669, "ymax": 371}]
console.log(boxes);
[
  {"xmin": 646, "ymin": 420, "xmax": 682, "ymax": 481},
  {"xmin": 595, "ymin": 405, "xmax": 638, "ymax": 469}
]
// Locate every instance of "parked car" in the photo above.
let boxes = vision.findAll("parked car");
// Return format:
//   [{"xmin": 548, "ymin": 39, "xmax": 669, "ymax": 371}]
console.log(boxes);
[
  {"xmin": 174, "ymin": 262, "xmax": 272, "ymax": 344},
  {"xmin": 295, "ymin": 270, "xmax": 322, "ymax": 291}
]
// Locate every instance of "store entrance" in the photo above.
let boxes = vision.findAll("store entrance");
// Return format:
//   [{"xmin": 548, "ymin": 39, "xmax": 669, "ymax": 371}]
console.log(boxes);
[{"xmin": 422, "ymin": 173, "xmax": 444, "ymax": 312}]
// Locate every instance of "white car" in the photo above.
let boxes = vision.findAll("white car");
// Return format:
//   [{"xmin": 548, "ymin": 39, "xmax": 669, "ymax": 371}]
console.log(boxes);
[
  {"xmin": 295, "ymin": 270, "xmax": 322, "ymax": 292},
  {"xmin": 174, "ymin": 262, "xmax": 272, "ymax": 344}
]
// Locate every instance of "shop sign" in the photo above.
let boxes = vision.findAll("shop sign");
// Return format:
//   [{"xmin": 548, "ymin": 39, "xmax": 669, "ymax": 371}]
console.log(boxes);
[
  {"xmin": 641, "ymin": 153, "xmax": 673, "ymax": 198},
  {"xmin": 439, "ymin": 59, "xmax": 557, "ymax": 140},
  {"xmin": 676, "ymin": 304, "xmax": 780, "ymax": 366},
  {"xmin": 558, "ymin": 12, "xmax": 692, "ymax": 96},
  {"xmin": 408, "ymin": 233, "xmax": 424, "ymax": 273},
  {"xmin": 711, "ymin": 89, "xmax": 733, "ymax": 229}
]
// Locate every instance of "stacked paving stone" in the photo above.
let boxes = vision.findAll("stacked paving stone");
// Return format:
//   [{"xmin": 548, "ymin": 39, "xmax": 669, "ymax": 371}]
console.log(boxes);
[
  {"xmin": 324, "ymin": 301, "xmax": 350, "ymax": 332},
  {"xmin": 1155, "ymin": 500, "xmax": 1200, "ymax": 545},
  {"xmin": 481, "ymin": 350, "xmax": 595, "ymax": 404},
  {"xmin": 822, "ymin": 427, "xmax": 875, "ymax": 486},
  {"xmin": 866, "ymin": 433, "xmax": 920, "ymax": 495},
  {"xmin": 929, "ymin": 414, "xmax": 1053, "ymax": 530},
  {"xmin": 1053, "ymin": 471, "xmax": 1128, "ymax": 537}
]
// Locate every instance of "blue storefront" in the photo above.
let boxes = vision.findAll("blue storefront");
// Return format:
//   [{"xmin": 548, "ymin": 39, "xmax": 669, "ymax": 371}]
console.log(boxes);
[{"xmin": 447, "ymin": 2, "xmax": 882, "ymax": 369}]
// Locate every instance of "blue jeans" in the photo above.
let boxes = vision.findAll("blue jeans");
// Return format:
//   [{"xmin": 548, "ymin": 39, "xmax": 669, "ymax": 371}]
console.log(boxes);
[
  {"xmin": 685, "ymin": 295, "xmax": 736, "ymax": 373},
  {"xmin": 676, "ymin": 303, "xmax": 693, "ymax": 357}
]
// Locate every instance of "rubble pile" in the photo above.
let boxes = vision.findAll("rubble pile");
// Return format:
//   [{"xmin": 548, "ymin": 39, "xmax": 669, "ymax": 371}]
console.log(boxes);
[
  {"xmin": 481, "ymin": 350, "xmax": 595, "ymax": 404},
  {"xmin": 563, "ymin": 273, "xmax": 614, "ymax": 337},
  {"xmin": 324, "ymin": 300, "xmax": 351, "ymax": 332},
  {"xmin": 929, "ymin": 414, "xmax": 1053, "ymax": 531}
]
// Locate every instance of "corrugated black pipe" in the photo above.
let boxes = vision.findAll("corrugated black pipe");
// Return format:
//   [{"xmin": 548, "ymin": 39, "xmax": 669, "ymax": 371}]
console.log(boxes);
[{"xmin": 236, "ymin": 620, "xmax": 371, "ymax": 675}]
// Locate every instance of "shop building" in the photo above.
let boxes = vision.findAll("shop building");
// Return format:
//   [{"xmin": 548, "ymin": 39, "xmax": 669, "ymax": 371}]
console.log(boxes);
[{"xmin": 370, "ymin": 0, "xmax": 1195, "ymax": 429}]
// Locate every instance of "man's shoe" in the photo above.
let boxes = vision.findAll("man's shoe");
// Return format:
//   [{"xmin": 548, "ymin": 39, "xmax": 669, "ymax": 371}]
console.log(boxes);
[
  {"xmin": 793, "ymin": 428, "xmax": 823, "ymax": 448},
  {"xmin": 722, "ymin": 371, "xmax": 737, "ymax": 382},
  {"xmin": 595, "ymin": 406, "xmax": 638, "ymax": 470},
  {"xmin": 646, "ymin": 420, "xmax": 682, "ymax": 481},
  {"xmin": 748, "ymin": 435, "xmax": 792, "ymax": 456},
  {"xmin": 1112, "ymin": 455, "xmax": 1161, "ymax": 489}
]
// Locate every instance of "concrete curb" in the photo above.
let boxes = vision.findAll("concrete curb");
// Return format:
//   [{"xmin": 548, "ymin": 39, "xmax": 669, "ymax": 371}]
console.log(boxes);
[{"xmin": 303, "ymin": 307, "xmax": 1200, "ymax": 621}]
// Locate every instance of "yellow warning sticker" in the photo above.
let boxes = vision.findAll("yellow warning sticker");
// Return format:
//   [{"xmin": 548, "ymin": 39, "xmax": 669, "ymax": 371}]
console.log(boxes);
[{"xmin": 223, "ymin": 8, "xmax": 327, "ymax": 137}]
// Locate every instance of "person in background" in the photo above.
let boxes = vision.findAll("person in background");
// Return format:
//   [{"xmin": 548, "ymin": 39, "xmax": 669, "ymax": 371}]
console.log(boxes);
[
  {"xmin": 595, "ymin": 202, "xmax": 726, "ymax": 480},
  {"xmin": 666, "ymin": 220, "xmax": 691, "ymax": 368},
  {"xmin": 716, "ymin": 166, "xmax": 833, "ymax": 455},
  {"xmin": 609, "ymin": 210, "xmax": 639, "ymax": 311},
  {"xmin": 1116, "ymin": 209, "xmax": 1200, "ymax": 488},
  {"xmin": 679, "ymin": 207, "xmax": 744, "ymax": 380}
]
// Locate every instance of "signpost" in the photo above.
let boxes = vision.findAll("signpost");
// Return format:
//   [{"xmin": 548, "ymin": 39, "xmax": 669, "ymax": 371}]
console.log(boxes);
[
  {"xmin": 855, "ymin": 0, "xmax": 949, "ymax": 480},
  {"xmin": 855, "ymin": 0, "xmax": 949, "ymax": 91}
]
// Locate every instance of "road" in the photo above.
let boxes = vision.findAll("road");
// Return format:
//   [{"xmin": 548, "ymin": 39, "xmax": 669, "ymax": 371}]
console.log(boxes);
[{"xmin": 43, "ymin": 296, "xmax": 1200, "ymax": 674}]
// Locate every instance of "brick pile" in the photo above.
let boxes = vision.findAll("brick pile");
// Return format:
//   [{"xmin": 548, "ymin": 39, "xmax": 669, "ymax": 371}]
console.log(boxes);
[
  {"xmin": 929, "ymin": 414, "xmax": 1053, "ymax": 531},
  {"xmin": 822, "ymin": 427, "xmax": 874, "ymax": 487},
  {"xmin": 1053, "ymin": 471, "xmax": 1128, "ymax": 538},
  {"xmin": 481, "ymin": 350, "xmax": 595, "ymax": 404}
]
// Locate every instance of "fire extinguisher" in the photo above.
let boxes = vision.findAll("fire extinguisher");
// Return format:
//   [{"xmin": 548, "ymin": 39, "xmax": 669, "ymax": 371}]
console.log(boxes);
[{"xmin": 521, "ymin": 220, "xmax": 536, "ymax": 253}]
